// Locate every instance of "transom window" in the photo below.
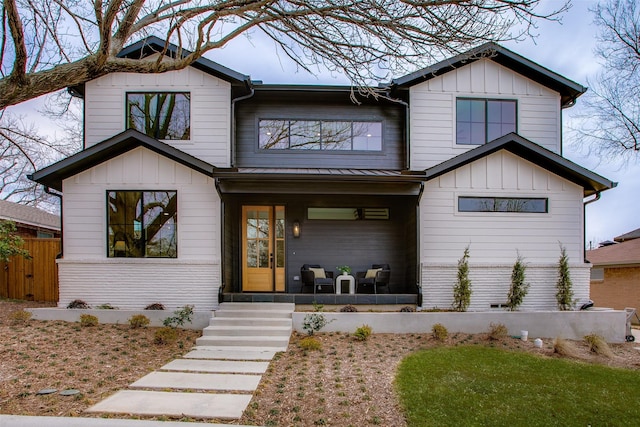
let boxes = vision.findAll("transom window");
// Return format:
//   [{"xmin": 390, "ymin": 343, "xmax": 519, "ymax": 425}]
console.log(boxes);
[
  {"xmin": 456, "ymin": 99, "xmax": 516, "ymax": 145},
  {"xmin": 107, "ymin": 191, "xmax": 177, "ymax": 258},
  {"xmin": 126, "ymin": 92, "xmax": 190, "ymax": 140},
  {"xmin": 259, "ymin": 120, "xmax": 382, "ymax": 151},
  {"xmin": 458, "ymin": 197, "xmax": 547, "ymax": 213}
]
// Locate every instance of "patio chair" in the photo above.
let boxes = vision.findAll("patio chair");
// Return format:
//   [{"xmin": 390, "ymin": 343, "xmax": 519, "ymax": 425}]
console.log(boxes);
[
  {"xmin": 301, "ymin": 264, "xmax": 335, "ymax": 294},
  {"xmin": 356, "ymin": 264, "xmax": 390, "ymax": 294}
]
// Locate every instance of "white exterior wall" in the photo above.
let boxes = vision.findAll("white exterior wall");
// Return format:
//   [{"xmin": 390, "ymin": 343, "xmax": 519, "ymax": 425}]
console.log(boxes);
[
  {"xmin": 84, "ymin": 65, "xmax": 231, "ymax": 167},
  {"xmin": 58, "ymin": 147, "xmax": 221, "ymax": 310},
  {"xmin": 419, "ymin": 150, "xmax": 588, "ymax": 311},
  {"xmin": 410, "ymin": 59, "xmax": 562, "ymax": 170}
]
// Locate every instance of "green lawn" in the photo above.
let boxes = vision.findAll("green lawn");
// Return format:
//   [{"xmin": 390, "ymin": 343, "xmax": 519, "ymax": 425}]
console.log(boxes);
[{"xmin": 396, "ymin": 346, "xmax": 640, "ymax": 426}]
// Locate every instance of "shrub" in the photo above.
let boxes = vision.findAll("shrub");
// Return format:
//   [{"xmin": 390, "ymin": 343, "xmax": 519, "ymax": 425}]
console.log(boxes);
[
  {"xmin": 154, "ymin": 326, "xmax": 178, "ymax": 344},
  {"xmin": 96, "ymin": 303, "xmax": 117, "ymax": 309},
  {"xmin": 507, "ymin": 254, "xmax": 530, "ymax": 311},
  {"xmin": 431, "ymin": 323, "xmax": 448, "ymax": 342},
  {"xmin": 145, "ymin": 302, "xmax": 165, "ymax": 310},
  {"xmin": 67, "ymin": 299, "xmax": 90, "ymax": 309},
  {"xmin": 312, "ymin": 301, "xmax": 324, "ymax": 312},
  {"xmin": 354, "ymin": 324, "xmax": 372, "ymax": 341},
  {"xmin": 162, "ymin": 305, "xmax": 194, "ymax": 328},
  {"xmin": 452, "ymin": 246, "xmax": 471, "ymax": 312},
  {"xmin": 487, "ymin": 322, "xmax": 508, "ymax": 340},
  {"xmin": 79, "ymin": 314, "xmax": 98, "ymax": 327},
  {"xmin": 556, "ymin": 245, "xmax": 575, "ymax": 310},
  {"xmin": 302, "ymin": 313, "xmax": 329, "ymax": 335},
  {"xmin": 340, "ymin": 304, "xmax": 358, "ymax": 312},
  {"xmin": 10, "ymin": 309, "xmax": 32, "ymax": 324},
  {"xmin": 400, "ymin": 306, "xmax": 416, "ymax": 312},
  {"xmin": 128, "ymin": 314, "xmax": 151, "ymax": 329},
  {"xmin": 298, "ymin": 336, "xmax": 322, "ymax": 351},
  {"xmin": 0, "ymin": 220, "xmax": 31, "ymax": 263},
  {"xmin": 553, "ymin": 337, "xmax": 579, "ymax": 358},
  {"xmin": 584, "ymin": 334, "xmax": 614, "ymax": 358}
]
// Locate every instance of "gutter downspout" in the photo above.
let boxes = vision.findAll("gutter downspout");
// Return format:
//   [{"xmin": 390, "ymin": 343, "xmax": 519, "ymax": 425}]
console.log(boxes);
[
  {"xmin": 44, "ymin": 187, "xmax": 63, "ymax": 259},
  {"xmin": 583, "ymin": 191, "xmax": 601, "ymax": 263},
  {"xmin": 214, "ymin": 178, "xmax": 225, "ymax": 305},
  {"xmin": 416, "ymin": 182, "xmax": 425, "ymax": 308}
]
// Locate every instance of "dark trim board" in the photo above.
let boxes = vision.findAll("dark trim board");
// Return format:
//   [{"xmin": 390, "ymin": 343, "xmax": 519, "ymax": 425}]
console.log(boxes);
[{"xmin": 221, "ymin": 293, "xmax": 418, "ymax": 305}]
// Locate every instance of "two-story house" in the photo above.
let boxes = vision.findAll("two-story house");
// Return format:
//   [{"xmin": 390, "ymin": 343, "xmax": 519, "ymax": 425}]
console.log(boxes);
[{"xmin": 30, "ymin": 37, "xmax": 615, "ymax": 311}]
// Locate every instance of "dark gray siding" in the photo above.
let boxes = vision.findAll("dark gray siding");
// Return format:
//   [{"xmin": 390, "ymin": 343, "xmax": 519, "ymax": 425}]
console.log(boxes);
[{"xmin": 234, "ymin": 90, "xmax": 406, "ymax": 169}]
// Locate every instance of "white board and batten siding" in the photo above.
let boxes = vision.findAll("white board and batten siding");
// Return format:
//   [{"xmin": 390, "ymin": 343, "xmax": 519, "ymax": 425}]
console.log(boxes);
[
  {"xmin": 420, "ymin": 150, "xmax": 589, "ymax": 311},
  {"xmin": 410, "ymin": 59, "xmax": 562, "ymax": 170},
  {"xmin": 58, "ymin": 147, "xmax": 221, "ymax": 310},
  {"xmin": 84, "ymin": 65, "xmax": 232, "ymax": 167}
]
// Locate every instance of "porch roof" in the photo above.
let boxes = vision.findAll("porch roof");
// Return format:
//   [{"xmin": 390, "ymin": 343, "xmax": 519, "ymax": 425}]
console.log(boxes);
[
  {"xmin": 423, "ymin": 133, "xmax": 616, "ymax": 197},
  {"xmin": 214, "ymin": 168, "xmax": 426, "ymax": 195}
]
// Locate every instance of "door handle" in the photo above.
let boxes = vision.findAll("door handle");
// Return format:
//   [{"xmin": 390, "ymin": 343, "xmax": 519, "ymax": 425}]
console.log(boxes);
[{"xmin": 270, "ymin": 253, "xmax": 274, "ymax": 269}]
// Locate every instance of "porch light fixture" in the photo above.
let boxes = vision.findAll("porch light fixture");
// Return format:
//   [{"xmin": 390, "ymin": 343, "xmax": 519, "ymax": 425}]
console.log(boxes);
[{"xmin": 293, "ymin": 220, "xmax": 300, "ymax": 238}]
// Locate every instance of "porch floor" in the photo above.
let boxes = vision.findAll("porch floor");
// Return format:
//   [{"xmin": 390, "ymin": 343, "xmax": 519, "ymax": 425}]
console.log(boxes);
[{"xmin": 221, "ymin": 293, "xmax": 417, "ymax": 305}]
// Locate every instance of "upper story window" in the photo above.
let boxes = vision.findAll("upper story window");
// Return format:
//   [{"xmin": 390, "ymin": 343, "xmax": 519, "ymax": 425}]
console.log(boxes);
[
  {"xmin": 458, "ymin": 196, "xmax": 547, "ymax": 213},
  {"xmin": 126, "ymin": 92, "xmax": 190, "ymax": 140},
  {"xmin": 107, "ymin": 190, "xmax": 177, "ymax": 258},
  {"xmin": 456, "ymin": 99, "xmax": 516, "ymax": 145},
  {"xmin": 259, "ymin": 120, "xmax": 382, "ymax": 151}
]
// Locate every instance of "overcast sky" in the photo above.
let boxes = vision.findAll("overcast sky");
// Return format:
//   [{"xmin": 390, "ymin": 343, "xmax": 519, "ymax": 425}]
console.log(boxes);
[{"xmin": 10, "ymin": 0, "xmax": 637, "ymax": 246}]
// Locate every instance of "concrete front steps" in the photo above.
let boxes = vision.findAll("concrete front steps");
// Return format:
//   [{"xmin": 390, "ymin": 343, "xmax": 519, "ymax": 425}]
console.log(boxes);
[{"xmin": 86, "ymin": 302, "xmax": 294, "ymax": 421}]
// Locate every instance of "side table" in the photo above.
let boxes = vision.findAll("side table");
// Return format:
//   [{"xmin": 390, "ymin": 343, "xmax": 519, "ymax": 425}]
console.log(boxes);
[{"xmin": 335, "ymin": 274, "xmax": 355, "ymax": 294}]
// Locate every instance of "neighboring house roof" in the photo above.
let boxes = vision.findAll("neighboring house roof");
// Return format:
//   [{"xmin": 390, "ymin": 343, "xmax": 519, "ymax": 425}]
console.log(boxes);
[
  {"xmin": 0, "ymin": 199, "xmax": 60, "ymax": 231},
  {"xmin": 423, "ymin": 133, "xmax": 616, "ymax": 197},
  {"xmin": 69, "ymin": 36, "xmax": 251, "ymax": 97},
  {"xmin": 587, "ymin": 238, "xmax": 640, "ymax": 266},
  {"xmin": 614, "ymin": 228, "xmax": 640, "ymax": 243},
  {"xmin": 391, "ymin": 42, "xmax": 586, "ymax": 108},
  {"xmin": 29, "ymin": 129, "xmax": 216, "ymax": 191}
]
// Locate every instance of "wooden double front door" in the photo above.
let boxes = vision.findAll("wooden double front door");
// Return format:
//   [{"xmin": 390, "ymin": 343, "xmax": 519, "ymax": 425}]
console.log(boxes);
[{"xmin": 241, "ymin": 206, "xmax": 286, "ymax": 292}]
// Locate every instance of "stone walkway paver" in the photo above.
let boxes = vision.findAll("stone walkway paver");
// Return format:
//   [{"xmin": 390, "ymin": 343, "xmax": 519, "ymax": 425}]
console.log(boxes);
[
  {"xmin": 130, "ymin": 371, "xmax": 262, "ymax": 391},
  {"xmin": 161, "ymin": 358, "xmax": 269, "ymax": 373}
]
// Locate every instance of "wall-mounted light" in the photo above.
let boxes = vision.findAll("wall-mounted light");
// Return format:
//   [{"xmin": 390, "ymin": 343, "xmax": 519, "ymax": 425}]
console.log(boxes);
[{"xmin": 293, "ymin": 220, "xmax": 300, "ymax": 238}]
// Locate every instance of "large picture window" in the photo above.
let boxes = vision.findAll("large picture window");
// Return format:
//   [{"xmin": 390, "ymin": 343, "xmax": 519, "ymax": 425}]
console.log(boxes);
[
  {"xmin": 458, "ymin": 197, "xmax": 547, "ymax": 213},
  {"xmin": 259, "ymin": 120, "xmax": 382, "ymax": 151},
  {"xmin": 456, "ymin": 99, "xmax": 516, "ymax": 145},
  {"xmin": 126, "ymin": 92, "xmax": 190, "ymax": 140},
  {"xmin": 107, "ymin": 191, "xmax": 177, "ymax": 258}
]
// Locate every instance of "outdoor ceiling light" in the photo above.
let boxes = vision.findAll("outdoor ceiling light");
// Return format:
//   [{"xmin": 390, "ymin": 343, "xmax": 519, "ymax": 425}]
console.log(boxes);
[{"xmin": 293, "ymin": 220, "xmax": 300, "ymax": 238}]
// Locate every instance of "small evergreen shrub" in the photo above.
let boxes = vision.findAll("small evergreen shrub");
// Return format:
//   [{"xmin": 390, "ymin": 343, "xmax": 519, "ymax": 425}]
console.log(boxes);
[
  {"xmin": 431, "ymin": 323, "xmax": 448, "ymax": 342},
  {"xmin": 79, "ymin": 314, "xmax": 98, "ymax": 327},
  {"xmin": 399, "ymin": 306, "xmax": 416, "ymax": 312},
  {"xmin": 353, "ymin": 324, "xmax": 372, "ymax": 341},
  {"xmin": 507, "ymin": 254, "xmax": 530, "ymax": 311},
  {"xmin": 452, "ymin": 246, "xmax": 471, "ymax": 312},
  {"xmin": 487, "ymin": 322, "xmax": 508, "ymax": 340},
  {"xmin": 302, "ymin": 313, "xmax": 329, "ymax": 335},
  {"xmin": 145, "ymin": 302, "xmax": 165, "ymax": 310},
  {"xmin": 128, "ymin": 314, "xmax": 151, "ymax": 329},
  {"xmin": 10, "ymin": 309, "xmax": 32, "ymax": 324},
  {"xmin": 162, "ymin": 305, "xmax": 194, "ymax": 328},
  {"xmin": 298, "ymin": 336, "xmax": 322, "ymax": 351},
  {"xmin": 340, "ymin": 304, "xmax": 358, "ymax": 312},
  {"xmin": 154, "ymin": 326, "xmax": 178, "ymax": 344},
  {"xmin": 556, "ymin": 245, "xmax": 575, "ymax": 310},
  {"xmin": 96, "ymin": 303, "xmax": 117, "ymax": 309},
  {"xmin": 67, "ymin": 299, "xmax": 90, "ymax": 309},
  {"xmin": 584, "ymin": 334, "xmax": 613, "ymax": 358}
]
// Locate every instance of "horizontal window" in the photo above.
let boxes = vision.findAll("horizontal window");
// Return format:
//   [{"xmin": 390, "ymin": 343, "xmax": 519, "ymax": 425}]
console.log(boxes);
[
  {"xmin": 259, "ymin": 120, "xmax": 382, "ymax": 151},
  {"xmin": 108, "ymin": 191, "xmax": 177, "ymax": 258},
  {"xmin": 307, "ymin": 207, "xmax": 389, "ymax": 220},
  {"xmin": 126, "ymin": 92, "xmax": 190, "ymax": 140},
  {"xmin": 458, "ymin": 197, "xmax": 547, "ymax": 213},
  {"xmin": 456, "ymin": 98, "xmax": 516, "ymax": 145},
  {"xmin": 590, "ymin": 268, "xmax": 604, "ymax": 281}
]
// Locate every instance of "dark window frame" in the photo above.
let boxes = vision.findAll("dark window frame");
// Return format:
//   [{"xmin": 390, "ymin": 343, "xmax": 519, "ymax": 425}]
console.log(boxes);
[
  {"xmin": 126, "ymin": 92, "xmax": 191, "ymax": 140},
  {"xmin": 107, "ymin": 190, "xmax": 178, "ymax": 258},
  {"xmin": 457, "ymin": 196, "xmax": 548, "ymax": 213},
  {"xmin": 456, "ymin": 98, "xmax": 517, "ymax": 145},
  {"xmin": 258, "ymin": 119, "xmax": 383, "ymax": 151}
]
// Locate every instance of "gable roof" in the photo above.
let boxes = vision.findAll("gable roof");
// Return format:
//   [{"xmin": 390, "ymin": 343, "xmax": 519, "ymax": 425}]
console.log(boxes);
[
  {"xmin": 391, "ymin": 42, "xmax": 586, "ymax": 108},
  {"xmin": 587, "ymin": 238, "xmax": 640, "ymax": 266},
  {"xmin": 423, "ymin": 133, "xmax": 616, "ymax": 197},
  {"xmin": 29, "ymin": 129, "xmax": 216, "ymax": 191},
  {"xmin": 614, "ymin": 228, "xmax": 640, "ymax": 243},
  {"xmin": 0, "ymin": 199, "xmax": 60, "ymax": 231}
]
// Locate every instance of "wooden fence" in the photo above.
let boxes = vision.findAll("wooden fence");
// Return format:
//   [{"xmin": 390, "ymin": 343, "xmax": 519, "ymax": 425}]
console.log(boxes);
[{"xmin": 0, "ymin": 238, "xmax": 60, "ymax": 302}]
